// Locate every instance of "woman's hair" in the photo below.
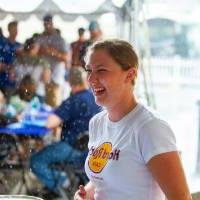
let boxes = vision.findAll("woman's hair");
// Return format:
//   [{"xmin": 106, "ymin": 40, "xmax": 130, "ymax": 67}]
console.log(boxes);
[{"xmin": 85, "ymin": 39, "xmax": 139, "ymax": 85}]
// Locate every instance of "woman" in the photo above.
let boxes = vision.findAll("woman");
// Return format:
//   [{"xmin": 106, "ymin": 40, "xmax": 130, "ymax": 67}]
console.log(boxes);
[{"xmin": 74, "ymin": 39, "xmax": 191, "ymax": 200}]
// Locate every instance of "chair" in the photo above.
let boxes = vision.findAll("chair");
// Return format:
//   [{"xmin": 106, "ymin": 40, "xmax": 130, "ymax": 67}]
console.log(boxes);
[
  {"xmin": 0, "ymin": 133, "xmax": 17, "ymax": 161},
  {"xmin": 0, "ymin": 133, "xmax": 24, "ymax": 194},
  {"xmin": 51, "ymin": 132, "xmax": 89, "ymax": 200},
  {"xmin": 0, "ymin": 133, "xmax": 37, "ymax": 195},
  {"xmin": 56, "ymin": 163, "xmax": 88, "ymax": 200}
]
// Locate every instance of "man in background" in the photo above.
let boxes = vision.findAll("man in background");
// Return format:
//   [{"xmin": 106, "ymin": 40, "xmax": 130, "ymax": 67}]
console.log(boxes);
[
  {"xmin": 80, "ymin": 21, "xmax": 102, "ymax": 67},
  {"xmin": 71, "ymin": 27, "xmax": 86, "ymax": 67},
  {"xmin": 0, "ymin": 21, "xmax": 23, "ymax": 99},
  {"xmin": 30, "ymin": 67, "xmax": 101, "ymax": 197},
  {"xmin": 37, "ymin": 14, "xmax": 71, "ymax": 107}
]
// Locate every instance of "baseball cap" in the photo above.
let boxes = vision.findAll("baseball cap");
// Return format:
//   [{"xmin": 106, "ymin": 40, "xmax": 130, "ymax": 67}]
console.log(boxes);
[
  {"xmin": 89, "ymin": 21, "xmax": 100, "ymax": 31},
  {"xmin": 43, "ymin": 14, "xmax": 53, "ymax": 22}
]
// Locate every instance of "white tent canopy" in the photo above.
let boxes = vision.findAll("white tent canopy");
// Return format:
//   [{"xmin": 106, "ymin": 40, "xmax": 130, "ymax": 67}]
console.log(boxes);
[
  {"xmin": 0, "ymin": 0, "xmax": 137, "ymax": 44},
  {"xmin": 0, "ymin": 0, "xmax": 131, "ymax": 43},
  {"xmin": 0, "ymin": 0, "xmax": 122, "ymax": 21},
  {"xmin": 0, "ymin": 0, "xmax": 199, "ymax": 25},
  {"xmin": 0, "ymin": 0, "xmax": 199, "ymax": 43}
]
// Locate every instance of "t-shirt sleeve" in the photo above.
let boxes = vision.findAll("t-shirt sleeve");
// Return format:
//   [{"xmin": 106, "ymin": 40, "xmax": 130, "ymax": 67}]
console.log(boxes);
[
  {"xmin": 138, "ymin": 119, "xmax": 177, "ymax": 164},
  {"xmin": 54, "ymin": 99, "xmax": 71, "ymax": 121}
]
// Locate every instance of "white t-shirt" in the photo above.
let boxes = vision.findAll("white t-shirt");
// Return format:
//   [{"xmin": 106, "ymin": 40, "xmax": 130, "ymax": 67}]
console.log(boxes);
[{"xmin": 85, "ymin": 103, "xmax": 177, "ymax": 200}]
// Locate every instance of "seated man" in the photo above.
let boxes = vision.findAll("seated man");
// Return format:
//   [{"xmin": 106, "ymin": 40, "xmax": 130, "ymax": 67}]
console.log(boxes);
[{"xmin": 30, "ymin": 67, "xmax": 101, "ymax": 193}]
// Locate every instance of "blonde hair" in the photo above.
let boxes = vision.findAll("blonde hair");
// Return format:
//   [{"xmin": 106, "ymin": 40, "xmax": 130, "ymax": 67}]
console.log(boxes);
[{"xmin": 85, "ymin": 39, "xmax": 139, "ymax": 85}]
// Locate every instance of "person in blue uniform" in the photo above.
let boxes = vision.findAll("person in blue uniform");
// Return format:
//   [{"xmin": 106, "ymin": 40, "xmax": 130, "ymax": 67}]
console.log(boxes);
[
  {"xmin": 0, "ymin": 21, "xmax": 22, "ymax": 98},
  {"xmin": 30, "ymin": 66, "xmax": 101, "ymax": 193}
]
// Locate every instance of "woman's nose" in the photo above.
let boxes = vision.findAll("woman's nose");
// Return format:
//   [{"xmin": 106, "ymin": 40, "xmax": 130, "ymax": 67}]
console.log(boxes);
[{"xmin": 87, "ymin": 71, "xmax": 97, "ymax": 83}]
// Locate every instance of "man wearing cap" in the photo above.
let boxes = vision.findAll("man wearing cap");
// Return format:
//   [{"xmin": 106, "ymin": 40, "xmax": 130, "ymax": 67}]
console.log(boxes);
[
  {"xmin": 37, "ymin": 14, "xmax": 71, "ymax": 107},
  {"xmin": 88, "ymin": 21, "xmax": 102, "ymax": 43},
  {"xmin": 30, "ymin": 67, "xmax": 101, "ymax": 196},
  {"xmin": 79, "ymin": 21, "xmax": 102, "ymax": 67}
]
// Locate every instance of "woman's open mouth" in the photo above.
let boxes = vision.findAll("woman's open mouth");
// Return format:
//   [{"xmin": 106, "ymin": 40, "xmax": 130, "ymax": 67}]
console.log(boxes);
[{"xmin": 93, "ymin": 87, "xmax": 105, "ymax": 96}]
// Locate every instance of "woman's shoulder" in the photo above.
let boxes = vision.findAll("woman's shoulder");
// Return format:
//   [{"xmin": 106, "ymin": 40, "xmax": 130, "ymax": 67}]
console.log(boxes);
[{"xmin": 134, "ymin": 103, "xmax": 169, "ymax": 130}]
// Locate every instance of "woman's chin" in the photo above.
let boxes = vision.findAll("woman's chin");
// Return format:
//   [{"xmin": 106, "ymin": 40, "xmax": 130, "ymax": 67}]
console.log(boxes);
[{"xmin": 95, "ymin": 96, "xmax": 106, "ymax": 107}]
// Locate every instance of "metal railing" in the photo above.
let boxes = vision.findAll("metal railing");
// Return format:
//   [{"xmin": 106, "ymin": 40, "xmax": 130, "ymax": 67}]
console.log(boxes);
[{"xmin": 149, "ymin": 57, "xmax": 200, "ymax": 87}]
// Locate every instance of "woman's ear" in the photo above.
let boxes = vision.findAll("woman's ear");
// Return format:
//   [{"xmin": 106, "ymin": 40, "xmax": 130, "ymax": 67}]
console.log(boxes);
[{"xmin": 125, "ymin": 68, "xmax": 137, "ymax": 83}]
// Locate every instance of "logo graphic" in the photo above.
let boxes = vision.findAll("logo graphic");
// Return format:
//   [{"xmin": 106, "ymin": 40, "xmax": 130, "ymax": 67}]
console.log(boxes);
[{"xmin": 88, "ymin": 142, "xmax": 120, "ymax": 173}]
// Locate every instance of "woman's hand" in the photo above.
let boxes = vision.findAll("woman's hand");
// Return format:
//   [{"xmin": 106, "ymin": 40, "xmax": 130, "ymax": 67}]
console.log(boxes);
[{"xmin": 74, "ymin": 185, "xmax": 87, "ymax": 200}]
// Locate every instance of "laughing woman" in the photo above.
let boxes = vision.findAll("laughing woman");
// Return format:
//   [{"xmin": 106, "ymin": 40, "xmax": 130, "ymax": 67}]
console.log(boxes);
[{"xmin": 74, "ymin": 39, "xmax": 191, "ymax": 200}]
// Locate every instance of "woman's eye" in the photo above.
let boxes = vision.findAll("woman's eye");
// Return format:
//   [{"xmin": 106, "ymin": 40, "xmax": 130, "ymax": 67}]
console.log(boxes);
[
  {"xmin": 98, "ymin": 69, "xmax": 106, "ymax": 72},
  {"xmin": 85, "ymin": 69, "xmax": 92, "ymax": 74}
]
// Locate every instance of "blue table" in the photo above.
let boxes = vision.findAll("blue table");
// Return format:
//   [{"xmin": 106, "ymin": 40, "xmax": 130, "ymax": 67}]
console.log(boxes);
[
  {"xmin": 0, "ymin": 122, "xmax": 50, "ymax": 137},
  {"xmin": 0, "ymin": 104, "xmax": 52, "ymax": 137}
]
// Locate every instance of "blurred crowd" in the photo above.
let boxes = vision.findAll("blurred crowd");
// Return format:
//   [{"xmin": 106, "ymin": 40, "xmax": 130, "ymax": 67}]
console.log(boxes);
[
  {"xmin": 0, "ymin": 14, "xmax": 102, "ymax": 121},
  {"xmin": 0, "ymin": 14, "xmax": 102, "ymax": 198}
]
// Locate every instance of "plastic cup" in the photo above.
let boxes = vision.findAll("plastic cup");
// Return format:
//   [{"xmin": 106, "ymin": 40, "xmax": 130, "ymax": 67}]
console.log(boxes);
[{"xmin": 0, "ymin": 195, "xmax": 43, "ymax": 200}]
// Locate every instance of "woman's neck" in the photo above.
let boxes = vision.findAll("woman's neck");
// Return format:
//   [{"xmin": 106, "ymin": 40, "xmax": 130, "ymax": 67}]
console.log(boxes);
[{"xmin": 107, "ymin": 94, "xmax": 137, "ymax": 122}]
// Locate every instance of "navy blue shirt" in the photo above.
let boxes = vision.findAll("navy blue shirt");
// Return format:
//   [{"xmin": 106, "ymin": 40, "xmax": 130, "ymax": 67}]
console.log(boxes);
[
  {"xmin": 0, "ymin": 36, "xmax": 6, "ymax": 63},
  {"xmin": 54, "ymin": 89, "xmax": 101, "ymax": 146},
  {"xmin": 0, "ymin": 38, "xmax": 21, "ymax": 88},
  {"xmin": 0, "ymin": 38, "xmax": 21, "ymax": 65}
]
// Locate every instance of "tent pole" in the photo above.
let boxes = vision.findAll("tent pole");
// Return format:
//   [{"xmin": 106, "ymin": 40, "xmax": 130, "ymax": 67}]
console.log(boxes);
[{"xmin": 130, "ymin": 0, "xmax": 139, "ymax": 49}]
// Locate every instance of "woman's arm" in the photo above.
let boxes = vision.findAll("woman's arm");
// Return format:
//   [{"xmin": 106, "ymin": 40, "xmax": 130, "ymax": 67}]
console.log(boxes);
[
  {"xmin": 147, "ymin": 151, "xmax": 191, "ymax": 200},
  {"xmin": 74, "ymin": 181, "xmax": 95, "ymax": 200}
]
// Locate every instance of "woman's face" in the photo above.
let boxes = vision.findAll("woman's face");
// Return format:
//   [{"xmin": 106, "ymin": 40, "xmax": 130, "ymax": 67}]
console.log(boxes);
[{"xmin": 86, "ymin": 49, "xmax": 133, "ymax": 109}]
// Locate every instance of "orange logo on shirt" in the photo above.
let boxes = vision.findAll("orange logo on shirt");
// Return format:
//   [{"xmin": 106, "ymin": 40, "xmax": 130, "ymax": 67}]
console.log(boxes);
[
  {"xmin": 88, "ymin": 142, "xmax": 120, "ymax": 173},
  {"xmin": 88, "ymin": 142, "xmax": 112, "ymax": 173}
]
